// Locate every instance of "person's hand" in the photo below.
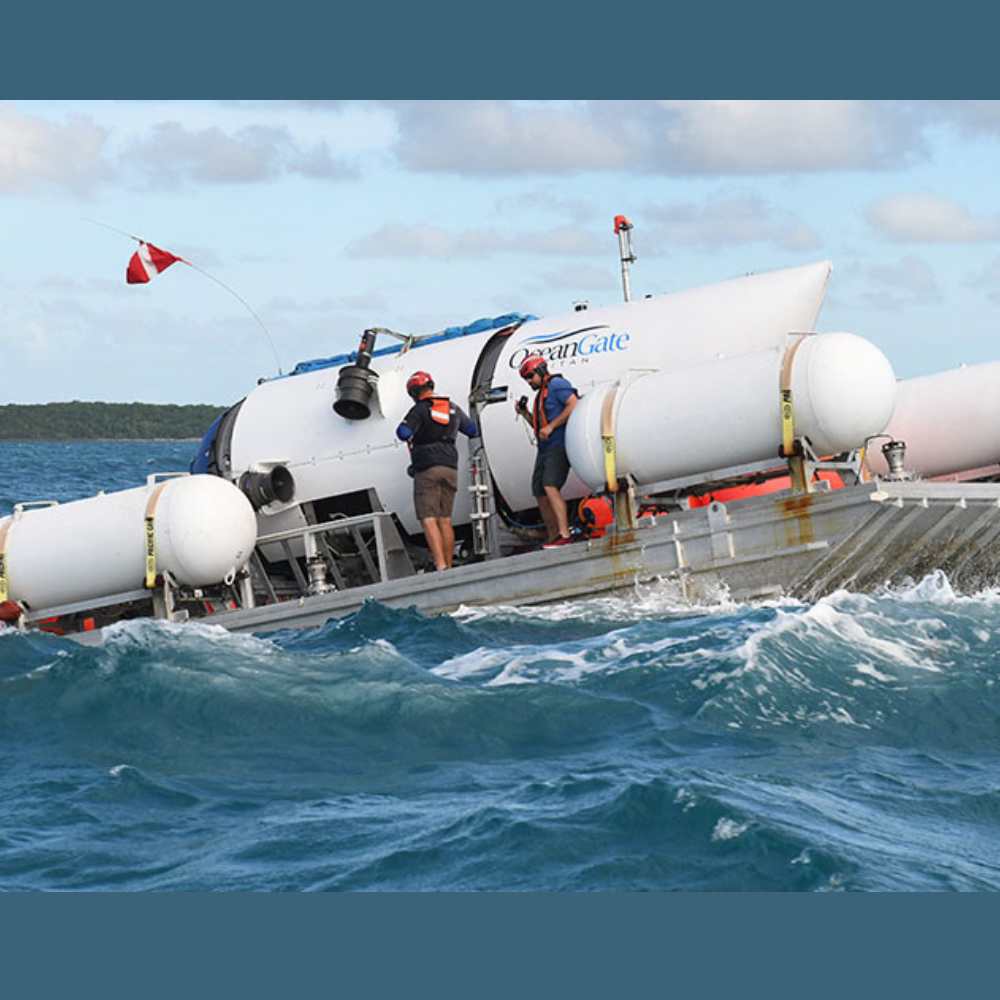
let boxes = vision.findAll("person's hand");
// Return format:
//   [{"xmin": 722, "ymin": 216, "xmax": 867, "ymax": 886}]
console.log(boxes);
[
  {"xmin": 516, "ymin": 396, "xmax": 529, "ymax": 416},
  {"xmin": 539, "ymin": 426, "xmax": 551, "ymax": 441}
]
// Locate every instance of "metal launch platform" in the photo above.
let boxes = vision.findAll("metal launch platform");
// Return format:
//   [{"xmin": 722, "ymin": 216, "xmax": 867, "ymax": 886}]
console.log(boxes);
[{"xmin": 51, "ymin": 476, "xmax": 1000, "ymax": 644}]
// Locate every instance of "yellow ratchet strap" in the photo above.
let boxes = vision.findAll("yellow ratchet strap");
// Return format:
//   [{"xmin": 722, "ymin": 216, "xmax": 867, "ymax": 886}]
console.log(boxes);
[
  {"xmin": 0, "ymin": 518, "xmax": 10, "ymax": 603},
  {"xmin": 780, "ymin": 335, "xmax": 811, "ymax": 493},
  {"xmin": 600, "ymin": 385, "xmax": 619, "ymax": 493},
  {"xmin": 143, "ymin": 483, "xmax": 169, "ymax": 589},
  {"xmin": 780, "ymin": 388, "xmax": 795, "ymax": 457},
  {"xmin": 779, "ymin": 335, "xmax": 807, "ymax": 458},
  {"xmin": 857, "ymin": 445, "xmax": 870, "ymax": 482}
]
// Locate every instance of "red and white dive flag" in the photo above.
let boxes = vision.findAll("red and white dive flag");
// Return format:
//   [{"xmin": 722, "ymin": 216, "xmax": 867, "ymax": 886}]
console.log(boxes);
[{"xmin": 126, "ymin": 242, "xmax": 184, "ymax": 284}]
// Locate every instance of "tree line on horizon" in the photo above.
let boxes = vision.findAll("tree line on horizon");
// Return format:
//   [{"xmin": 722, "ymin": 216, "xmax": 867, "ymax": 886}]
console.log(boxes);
[{"xmin": 0, "ymin": 402, "xmax": 228, "ymax": 440}]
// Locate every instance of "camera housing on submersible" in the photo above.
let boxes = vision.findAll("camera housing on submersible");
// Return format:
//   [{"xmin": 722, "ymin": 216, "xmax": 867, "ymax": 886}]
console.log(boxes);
[
  {"xmin": 237, "ymin": 464, "xmax": 296, "ymax": 509},
  {"xmin": 333, "ymin": 330, "xmax": 379, "ymax": 420}
]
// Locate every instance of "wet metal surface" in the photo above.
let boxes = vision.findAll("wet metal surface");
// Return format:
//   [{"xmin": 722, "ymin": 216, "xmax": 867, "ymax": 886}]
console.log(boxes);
[{"xmin": 780, "ymin": 494, "xmax": 815, "ymax": 548}]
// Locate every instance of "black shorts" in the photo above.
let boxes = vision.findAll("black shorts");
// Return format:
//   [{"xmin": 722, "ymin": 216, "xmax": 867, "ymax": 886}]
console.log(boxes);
[
  {"xmin": 413, "ymin": 465, "xmax": 458, "ymax": 520},
  {"xmin": 531, "ymin": 445, "xmax": 571, "ymax": 497}
]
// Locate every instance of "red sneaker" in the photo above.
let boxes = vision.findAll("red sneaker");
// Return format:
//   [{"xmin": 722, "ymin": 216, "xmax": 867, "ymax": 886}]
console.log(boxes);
[{"xmin": 543, "ymin": 535, "xmax": 573, "ymax": 549}]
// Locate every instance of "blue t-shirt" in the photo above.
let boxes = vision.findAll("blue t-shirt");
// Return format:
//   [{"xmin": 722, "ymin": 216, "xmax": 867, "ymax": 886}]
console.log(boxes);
[{"xmin": 538, "ymin": 375, "xmax": 577, "ymax": 450}]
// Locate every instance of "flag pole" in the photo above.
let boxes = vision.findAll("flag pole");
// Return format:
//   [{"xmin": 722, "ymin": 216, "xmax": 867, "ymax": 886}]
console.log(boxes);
[
  {"xmin": 180, "ymin": 260, "xmax": 283, "ymax": 376},
  {"xmin": 86, "ymin": 219, "xmax": 284, "ymax": 375}
]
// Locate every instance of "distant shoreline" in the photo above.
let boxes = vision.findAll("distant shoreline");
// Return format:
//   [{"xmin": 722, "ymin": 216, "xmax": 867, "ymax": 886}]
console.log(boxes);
[{"xmin": 0, "ymin": 402, "xmax": 226, "ymax": 441}]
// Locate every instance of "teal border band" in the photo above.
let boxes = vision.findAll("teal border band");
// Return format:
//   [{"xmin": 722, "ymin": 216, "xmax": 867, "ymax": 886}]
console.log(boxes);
[
  {"xmin": 6, "ymin": 4, "xmax": 1000, "ymax": 98},
  {"xmin": 3, "ymin": 893, "xmax": 1000, "ymax": 994}
]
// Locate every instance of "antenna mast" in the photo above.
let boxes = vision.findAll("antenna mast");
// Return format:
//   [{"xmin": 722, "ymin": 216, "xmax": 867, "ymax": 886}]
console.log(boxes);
[{"xmin": 614, "ymin": 215, "xmax": 636, "ymax": 303}]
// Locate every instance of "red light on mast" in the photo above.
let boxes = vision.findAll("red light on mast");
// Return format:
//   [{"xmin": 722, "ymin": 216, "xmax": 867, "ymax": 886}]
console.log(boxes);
[{"xmin": 614, "ymin": 215, "xmax": 631, "ymax": 234}]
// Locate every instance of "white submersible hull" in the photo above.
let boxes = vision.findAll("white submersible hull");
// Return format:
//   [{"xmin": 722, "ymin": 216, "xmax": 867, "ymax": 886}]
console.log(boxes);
[
  {"xmin": 218, "ymin": 260, "xmax": 837, "ymax": 537},
  {"xmin": 867, "ymin": 361, "xmax": 1000, "ymax": 481}
]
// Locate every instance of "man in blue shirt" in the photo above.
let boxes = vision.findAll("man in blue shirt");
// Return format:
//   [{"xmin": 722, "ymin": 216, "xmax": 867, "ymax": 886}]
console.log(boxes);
[
  {"xmin": 396, "ymin": 370, "xmax": 478, "ymax": 571},
  {"xmin": 516, "ymin": 354, "xmax": 579, "ymax": 548}
]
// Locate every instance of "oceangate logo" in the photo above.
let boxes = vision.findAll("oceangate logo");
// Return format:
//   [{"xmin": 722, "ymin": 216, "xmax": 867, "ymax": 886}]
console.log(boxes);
[{"xmin": 508, "ymin": 325, "xmax": 631, "ymax": 370}]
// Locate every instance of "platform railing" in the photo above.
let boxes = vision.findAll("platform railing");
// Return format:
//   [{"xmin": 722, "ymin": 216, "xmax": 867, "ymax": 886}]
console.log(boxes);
[{"xmin": 250, "ymin": 511, "xmax": 415, "ymax": 605}]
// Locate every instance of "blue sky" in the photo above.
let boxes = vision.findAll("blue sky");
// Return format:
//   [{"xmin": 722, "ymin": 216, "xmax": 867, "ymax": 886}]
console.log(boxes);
[{"xmin": 5, "ymin": 100, "xmax": 1000, "ymax": 405}]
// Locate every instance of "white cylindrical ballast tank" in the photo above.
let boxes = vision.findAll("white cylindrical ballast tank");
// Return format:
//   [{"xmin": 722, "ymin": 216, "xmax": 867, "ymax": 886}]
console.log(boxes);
[
  {"xmin": 566, "ymin": 332, "xmax": 897, "ymax": 489},
  {"xmin": 867, "ymin": 361, "xmax": 1000, "ymax": 479},
  {"xmin": 0, "ymin": 474, "xmax": 258, "ymax": 611}
]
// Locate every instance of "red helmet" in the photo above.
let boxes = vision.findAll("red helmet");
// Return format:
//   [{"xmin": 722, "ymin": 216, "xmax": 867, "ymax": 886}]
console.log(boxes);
[
  {"xmin": 406, "ymin": 371, "xmax": 434, "ymax": 398},
  {"xmin": 519, "ymin": 354, "xmax": 548, "ymax": 380}
]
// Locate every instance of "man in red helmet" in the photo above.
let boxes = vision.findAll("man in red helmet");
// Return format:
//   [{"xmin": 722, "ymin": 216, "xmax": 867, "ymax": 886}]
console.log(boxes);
[
  {"xmin": 516, "ymin": 354, "xmax": 579, "ymax": 548},
  {"xmin": 396, "ymin": 371, "xmax": 477, "ymax": 571}
]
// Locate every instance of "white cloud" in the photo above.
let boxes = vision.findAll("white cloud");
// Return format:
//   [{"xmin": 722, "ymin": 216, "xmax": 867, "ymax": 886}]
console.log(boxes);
[
  {"xmin": 867, "ymin": 193, "xmax": 1000, "ymax": 243},
  {"xmin": 0, "ymin": 103, "xmax": 111, "ymax": 194},
  {"xmin": 263, "ymin": 291, "xmax": 388, "ymax": 313},
  {"xmin": 346, "ymin": 223, "xmax": 494, "ymax": 258},
  {"xmin": 646, "ymin": 101, "xmax": 921, "ymax": 173},
  {"xmin": 859, "ymin": 255, "xmax": 942, "ymax": 310},
  {"xmin": 529, "ymin": 225, "xmax": 606, "ymax": 256},
  {"xmin": 32, "ymin": 276, "xmax": 121, "ymax": 295},
  {"xmin": 126, "ymin": 122, "xmax": 286, "ymax": 184},
  {"xmin": 392, "ymin": 101, "xmax": 626, "ymax": 174},
  {"xmin": 964, "ymin": 255, "xmax": 1000, "ymax": 305},
  {"xmin": 124, "ymin": 121, "xmax": 357, "ymax": 186},
  {"xmin": 494, "ymin": 187, "xmax": 594, "ymax": 222},
  {"xmin": 345, "ymin": 223, "xmax": 603, "ymax": 259},
  {"xmin": 387, "ymin": 101, "xmax": 924, "ymax": 177},
  {"xmin": 0, "ymin": 291, "xmax": 294, "ymax": 403},
  {"xmin": 921, "ymin": 100, "xmax": 1000, "ymax": 137},
  {"xmin": 288, "ymin": 141, "xmax": 359, "ymax": 180},
  {"xmin": 534, "ymin": 264, "xmax": 619, "ymax": 292},
  {"xmin": 644, "ymin": 194, "xmax": 821, "ymax": 251},
  {"xmin": 330, "ymin": 290, "xmax": 389, "ymax": 311}
]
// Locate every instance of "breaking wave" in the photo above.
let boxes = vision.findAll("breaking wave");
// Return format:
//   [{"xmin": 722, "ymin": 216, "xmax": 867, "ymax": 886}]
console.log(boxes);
[{"xmin": 3, "ymin": 570, "xmax": 1000, "ymax": 890}]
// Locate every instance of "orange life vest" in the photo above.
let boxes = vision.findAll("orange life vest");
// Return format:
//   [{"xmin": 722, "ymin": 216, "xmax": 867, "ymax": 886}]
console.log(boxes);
[
  {"xmin": 429, "ymin": 397, "xmax": 452, "ymax": 426},
  {"xmin": 532, "ymin": 376, "xmax": 552, "ymax": 436}
]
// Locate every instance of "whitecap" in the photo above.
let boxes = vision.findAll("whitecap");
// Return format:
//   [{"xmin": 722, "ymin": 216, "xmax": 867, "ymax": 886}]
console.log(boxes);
[
  {"xmin": 432, "ymin": 647, "xmax": 513, "ymax": 681},
  {"xmin": 451, "ymin": 576, "xmax": 795, "ymax": 627},
  {"xmin": 882, "ymin": 570, "xmax": 1000, "ymax": 608},
  {"xmin": 856, "ymin": 661, "xmax": 896, "ymax": 684},
  {"xmin": 674, "ymin": 787, "xmax": 698, "ymax": 812},
  {"xmin": 711, "ymin": 817, "xmax": 749, "ymax": 842},
  {"xmin": 102, "ymin": 616, "xmax": 278, "ymax": 656},
  {"xmin": 486, "ymin": 648, "xmax": 594, "ymax": 687}
]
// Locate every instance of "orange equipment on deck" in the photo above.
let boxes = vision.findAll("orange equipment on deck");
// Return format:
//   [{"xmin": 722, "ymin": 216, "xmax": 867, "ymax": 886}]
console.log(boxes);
[
  {"xmin": 578, "ymin": 496, "xmax": 615, "ymax": 538},
  {"xmin": 687, "ymin": 471, "xmax": 844, "ymax": 508}
]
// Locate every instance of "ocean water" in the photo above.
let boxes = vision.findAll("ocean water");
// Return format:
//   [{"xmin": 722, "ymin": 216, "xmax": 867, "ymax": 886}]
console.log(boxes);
[{"xmin": 2, "ymin": 440, "xmax": 1000, "ymax": 891}]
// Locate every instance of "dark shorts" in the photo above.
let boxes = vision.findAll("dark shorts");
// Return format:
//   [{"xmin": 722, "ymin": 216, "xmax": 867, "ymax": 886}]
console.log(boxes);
[
  {"xmin": 532, "ymin": 445, "xmax": 571, "ymax": 497},
  {"xmin": 413, "ymin": 465, "xmax": 458, "ymax": 520}
]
